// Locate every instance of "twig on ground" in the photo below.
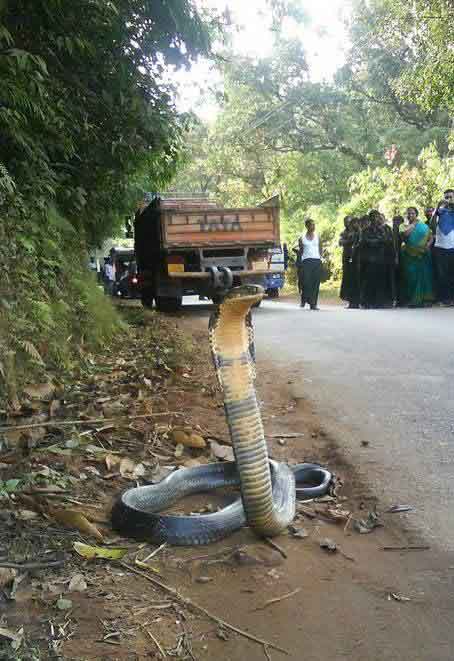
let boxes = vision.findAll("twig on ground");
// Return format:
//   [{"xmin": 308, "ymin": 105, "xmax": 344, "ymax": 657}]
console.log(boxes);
[
  {"xmin": 0, "ymin": 412, "xmax": 182, "ymax": 433},
  {"xmin": 254, "ymin": 588, "xmax": 301, "ymax": 612},
  {"xmin": 141, "ymin": 542, "xmax": 167, "ymax": 564},
  {"xmin": 338, "ymin": 549, "xmax": 355, "ymax": 562},
  {"xmin": 96, "ymin": 638, "xmax": 121, "ymax": 646},
  {"xmin": 22, "ymin": 489, "xmax": 67, "ymax": 496},
  {"xmin": 121, "ymin": 563, "xmax": 289, "ymax": 655},
  {"xmin": 143, "ymin": 626, "xmax": 167, "ymax": 658},
  {"xmin": 177, "ymin": 546, "xmax": 238, "ymax": 564},
  {"xmin": 264, "ymin": 644, "xmax": 272, "ymax": 661},
  {"xmin": 382, "ymin": 545, "xmax": 430, "ymax": 552},
  {"xmin": 264, "ymin": 538, "xmax": 288, "ymax": 559},
  {"xmin": 0, "ymin": 559, "xmax": 65, "ymax": 570},
  {"xmin": 343, "ymin": 514, "xmax": 353, "ymax": 534}
]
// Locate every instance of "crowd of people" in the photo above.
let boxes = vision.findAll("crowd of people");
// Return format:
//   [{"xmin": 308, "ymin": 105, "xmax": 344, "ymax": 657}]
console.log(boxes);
[{"xmin": 338, "ymin": 188, "xmax": 454, "ymax": 309}]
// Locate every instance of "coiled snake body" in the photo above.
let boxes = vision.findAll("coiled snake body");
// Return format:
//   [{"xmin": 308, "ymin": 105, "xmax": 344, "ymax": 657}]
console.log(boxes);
[{"xmin": 112, "ymin": 285, "xmax": 332, "ymax": 545}]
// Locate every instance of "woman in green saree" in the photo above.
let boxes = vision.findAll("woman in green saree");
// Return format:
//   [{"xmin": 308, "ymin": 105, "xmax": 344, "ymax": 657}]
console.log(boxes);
[{"xmin": 400, "ymin": 207, "xmax": 434, "ymax": 307}]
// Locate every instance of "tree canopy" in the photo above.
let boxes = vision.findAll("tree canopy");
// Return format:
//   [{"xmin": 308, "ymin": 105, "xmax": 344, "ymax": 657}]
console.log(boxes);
[
  {"xmin": 0, "ymin": 0, "xmax": 214, "ymax": 393},
  {"xmin": 171, "ymin": 0, "xmax": 453, "ymax": 273},
  {"xmin": 0, "ymin": 0, "xmax": 213, "ymax": 242}
]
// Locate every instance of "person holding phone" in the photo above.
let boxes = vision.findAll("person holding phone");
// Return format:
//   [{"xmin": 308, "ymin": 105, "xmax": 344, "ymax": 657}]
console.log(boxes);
[{"xmin": 432, "ymin": 189, "xmax": 454, "ymax": 305}]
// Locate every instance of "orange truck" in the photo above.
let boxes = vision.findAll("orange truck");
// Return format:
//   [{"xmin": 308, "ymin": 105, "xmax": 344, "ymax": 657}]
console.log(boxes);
[{"xmin": 134, "ymin": 194, "xmax": 280, "ymax": 311}]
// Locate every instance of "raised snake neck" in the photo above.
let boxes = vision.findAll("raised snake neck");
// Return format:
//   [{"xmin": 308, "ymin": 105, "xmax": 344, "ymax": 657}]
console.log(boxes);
[{"xmin": 209, "ymin": 285, "xmax": 295, "ymax": 536}]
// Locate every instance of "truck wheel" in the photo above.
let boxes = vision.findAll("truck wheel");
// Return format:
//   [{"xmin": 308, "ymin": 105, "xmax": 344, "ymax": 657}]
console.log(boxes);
[
  {"xmin": 268, "ymin": 288, "xmax": 279, "ymax": 298},
  {"xmin": 155, "ymin": 296, "xmax": 182, "ymax": 313},
  {"xmin": 141, "ymin": 289, "xmax": 154, "ymax": 308}
]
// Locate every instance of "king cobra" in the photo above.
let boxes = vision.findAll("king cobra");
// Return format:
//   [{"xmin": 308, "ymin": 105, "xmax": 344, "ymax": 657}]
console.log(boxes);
[{"xmin": 112, "ymin": 285, "xmax": 332, "ymax": 545}]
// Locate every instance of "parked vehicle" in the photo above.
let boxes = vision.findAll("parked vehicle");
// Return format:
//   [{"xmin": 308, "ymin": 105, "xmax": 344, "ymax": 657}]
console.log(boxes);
[
  {"xmin": 134, "ymin": 194, "xmax": 281, "ymax": 311},
  {"xmin": 264, "ymin": 245, "xmax": 288, "ymax": 297},
  {"xmin": 108, "ymin": 247, "xmax": 140, "ymax": 298}
]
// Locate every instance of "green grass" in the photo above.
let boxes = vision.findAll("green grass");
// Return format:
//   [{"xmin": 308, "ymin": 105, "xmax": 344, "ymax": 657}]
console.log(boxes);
[{"xmin": 319, "ymin": 280, "xmax": 341, "ymax": 304}]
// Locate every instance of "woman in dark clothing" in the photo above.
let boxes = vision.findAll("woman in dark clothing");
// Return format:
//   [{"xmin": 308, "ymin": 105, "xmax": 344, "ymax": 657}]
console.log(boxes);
[
  {"xmin": 381, "ymin": 213, "xmax": 396, "ymax": 305},
  {"xmin": 339, "ymin": 216, "xmax": 360, "ymax": 308},
  {"xmin": 359, "ymin": 210, "xmax": 395, "ymax": 308},
  {"xmin": 392, "ymin": 215, "xmax": 405, "ymax": 305},
  {"xmin": 299, "ymin": 219, "xmax": 322, "ymax": 310}
]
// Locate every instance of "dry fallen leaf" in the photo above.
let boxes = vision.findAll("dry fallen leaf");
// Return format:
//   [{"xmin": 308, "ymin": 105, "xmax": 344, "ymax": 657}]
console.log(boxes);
[
  {"xmin": 73, "ymin": 542, "xmax": 128, "ymax": 560},
  {"xmin": 16, "ymin": 509, "xmax": 40, "ymax": 521},
  {"xmin": 23, "ymin": 382, "xmax": 55, "ymax": 401},
  {"xmin": 0, "ymin": 568, "xmax": 17, "ymax": 590},
  {"xmin": 0, "ymin": 626, "xmax": 23, "ymax": 643},
  {"xmin": 49, "ymin": 508, "xmax": 103, "ymax": 542},
  {"xmin": 135, "ymin": 559, "xmax": 160, "ymax": 574},
  {"xmin": 105, "ymin": 453, "xmax": 120, "ymax": 471},
  {"xmin": 3, "ymin": 429, "xmax": 23, "ymax": 448},
  {"xmin": 133, "ymin": 463, "xmax": 146, "ymax": 478},
  {"xmin": 172, "ymin": 430, "xmax": 207, "ymax": 448},
  {"xmin": 172, "ymin": 430, "xmax": 188, "ymax": 444},
  {"xmin": 389, "ymin": 592, "xmax": 411, "ymax": 602},
  {"xmin": 56, "ymin": 598, "xmax": 73, "ymax": 610},
  {"xmin": 120, "ymin": 457, "xmax": 136, "ymax": 477},
  {"xmin": 68, "ymin": 573, "xmax": 87, "ymax": 592},
  {"xmin": 186, "ymin": 433, "xmax": 206, "ymax": 448},
  {"xmin": 49, "ymin": 399, "xmax": 61, "ymax": 417}
]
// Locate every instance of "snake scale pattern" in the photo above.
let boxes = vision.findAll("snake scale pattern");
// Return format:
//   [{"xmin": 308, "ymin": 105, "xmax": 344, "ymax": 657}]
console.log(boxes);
[{"xmin": 112, "ymin": 285, "xmax": 332, "ymax": 545}]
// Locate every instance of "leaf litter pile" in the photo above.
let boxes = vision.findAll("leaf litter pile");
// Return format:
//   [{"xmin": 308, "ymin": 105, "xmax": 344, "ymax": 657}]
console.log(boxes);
[{"xmin": 0, "ymin": 307, "xmax": 404, "ymax": 659}]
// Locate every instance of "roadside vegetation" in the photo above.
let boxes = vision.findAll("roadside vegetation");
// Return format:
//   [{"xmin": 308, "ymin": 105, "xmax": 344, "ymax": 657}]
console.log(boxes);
[
  {"xmin": 171, "ymin": 0, "xmax": 454, "ymax": 283},
  {"xmin": 0, "ymin": 0, "xmax": 214, "ymax": 405}
]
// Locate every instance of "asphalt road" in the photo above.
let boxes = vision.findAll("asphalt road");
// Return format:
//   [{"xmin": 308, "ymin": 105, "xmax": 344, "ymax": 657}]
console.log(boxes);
[
  {"xmin": 250, "ymin": 299, "xmax": 454, "ymax": 551},
  {"xmin": 179, "ymin": 295, "xmax": 454, "ymax": 658}
]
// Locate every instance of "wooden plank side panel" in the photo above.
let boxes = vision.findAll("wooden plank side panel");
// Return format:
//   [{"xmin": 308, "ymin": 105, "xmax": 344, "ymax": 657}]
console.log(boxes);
[
  {"xmin": 166, "ymin": 222, "xmax": 273, "ymax": 235},
  {"xmin": 162, "ymin": 207, "xmax": 279, "ymax": 248},
  {"xmin": 166, "ymin": 230, "xmax": 276, "ymax": 245}
]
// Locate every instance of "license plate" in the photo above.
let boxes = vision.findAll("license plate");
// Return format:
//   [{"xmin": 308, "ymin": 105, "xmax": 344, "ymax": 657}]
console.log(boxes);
[{"xmin": 168, "ymin": 264, "xmax": 184, "ymax": 274}]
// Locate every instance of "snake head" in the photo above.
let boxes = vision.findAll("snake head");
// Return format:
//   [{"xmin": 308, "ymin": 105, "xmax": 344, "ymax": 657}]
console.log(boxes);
[{"xmin": 222, "ymin": 285, "xmax": 264, "ymax": 310}]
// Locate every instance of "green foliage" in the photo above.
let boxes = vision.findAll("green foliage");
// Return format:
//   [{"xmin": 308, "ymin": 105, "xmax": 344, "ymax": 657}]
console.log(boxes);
[
  {"xmin": 348, "ymin": 0, "xmax": 454, "ymax": 117},
  {"xmin": 171, "ymin": 1, "xmax": 452, "ymax": 289},
  {"xmin": 0, "ymin": 201, "xmax": 125, "ymax": 403},
  {"xmin": 0, "ymin": 1, "xmax": 214, "ymax": 404},
  {"xmin": 315, "ymin": 141, "xmax": 454, "ymax": 281},
  {"xmin": 0, "ymin": 0, "xmax": 212, "ymax": 242}
]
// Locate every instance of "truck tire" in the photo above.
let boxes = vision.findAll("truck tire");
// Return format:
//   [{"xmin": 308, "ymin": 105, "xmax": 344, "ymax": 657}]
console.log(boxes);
[
  {"xmin": 155, "ymin": 296, "xmax": 182, "ymax": 313},
  {"xmin": 267, "ymin": 288, "xmax": 279, "ymax": 298},
  {"xmin": 141, "ymin": 288, "xmax": 154, "ymax": 309}
]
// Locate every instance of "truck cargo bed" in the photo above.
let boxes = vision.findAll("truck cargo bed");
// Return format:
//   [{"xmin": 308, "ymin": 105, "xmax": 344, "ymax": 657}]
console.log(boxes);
[{"xmin": 161, "ymin": 199, "xmax": 279, "ymax": 249}]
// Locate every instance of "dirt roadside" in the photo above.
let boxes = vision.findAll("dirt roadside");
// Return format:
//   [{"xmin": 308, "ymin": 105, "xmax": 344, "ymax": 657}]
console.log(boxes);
[{"xmin": 1, "ymin": 307, "xmax": 453, "ymax": 660}]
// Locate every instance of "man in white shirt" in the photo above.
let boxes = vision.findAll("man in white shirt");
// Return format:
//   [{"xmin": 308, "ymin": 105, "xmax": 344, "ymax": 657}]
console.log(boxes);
[{"xmin": 103, "ymin": 259, "xmax": 115, "ymax": 295}]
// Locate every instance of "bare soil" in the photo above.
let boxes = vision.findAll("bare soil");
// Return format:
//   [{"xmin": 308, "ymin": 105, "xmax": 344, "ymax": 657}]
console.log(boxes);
[{"xmin": 1, "ymin": 305, "xmax": 453, "ymax": 660}]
